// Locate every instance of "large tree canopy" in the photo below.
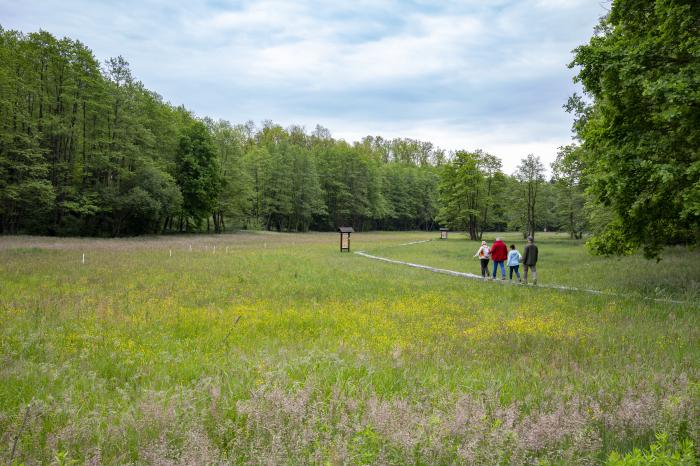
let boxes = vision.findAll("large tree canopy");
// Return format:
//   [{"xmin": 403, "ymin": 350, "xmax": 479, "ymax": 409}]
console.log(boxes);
[{"xmin": 569, "ymin": 0, "xmax": 700, "ymax": 258}]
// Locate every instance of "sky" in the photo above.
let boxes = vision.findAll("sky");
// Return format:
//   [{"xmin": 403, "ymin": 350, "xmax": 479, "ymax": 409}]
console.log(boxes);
[{"xmin": 1, "ymin": 0, "xmax": 606, "ymax": 173}]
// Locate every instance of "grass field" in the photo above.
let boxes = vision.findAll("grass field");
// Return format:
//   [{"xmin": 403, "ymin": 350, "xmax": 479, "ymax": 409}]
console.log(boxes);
[{"xmin": 0, "ymin": 231, "xmax": 699, "ymax": 464}]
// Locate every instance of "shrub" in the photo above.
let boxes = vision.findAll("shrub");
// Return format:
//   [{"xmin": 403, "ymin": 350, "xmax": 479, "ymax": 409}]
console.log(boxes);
[{"xmin": 606, "ymin": 433, "xmax": 696, "ymax": 465}]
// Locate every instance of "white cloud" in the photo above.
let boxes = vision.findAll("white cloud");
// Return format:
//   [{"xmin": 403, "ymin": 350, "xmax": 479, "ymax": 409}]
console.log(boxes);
[
  {"xmin": 0, "ymin": 0, "xmax": 605, "ymax": 167},
  {"xmin": 324, "ymin": 117, "xmax": 569, "ymax": 174},
  {"xmin": 535, "ymin": 0, "xmax": 588, "ymax": 9},
  {"xmin": 177, "ymin": 6, "xmax": 486, "ymax": 89}
]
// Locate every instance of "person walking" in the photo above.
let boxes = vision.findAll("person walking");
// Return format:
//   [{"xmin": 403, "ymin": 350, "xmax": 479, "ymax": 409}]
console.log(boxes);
[
  {"xmin": 490, "ymin": 237, "xmax": 508, "ymax": 280},
  {"xmin": 507, "ymin": 244, "xmax": 522, "ymax": 283},
  {"xmin": 474, "ymin": 241, "xmax": 490, "ymax": 278},
  {"xmin": 523, "ymin": 236, "xmax": 539, "ymax": 285}
]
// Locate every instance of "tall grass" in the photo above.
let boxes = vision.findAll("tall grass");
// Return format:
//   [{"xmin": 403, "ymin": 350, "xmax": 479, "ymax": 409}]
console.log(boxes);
[
  {"xmin": 0, "ymin": 232, "xmax": 698, "ymax": 464},
  {"xmin": 370, "ymin": 232, "xmax": 700, "ymax": 302}
]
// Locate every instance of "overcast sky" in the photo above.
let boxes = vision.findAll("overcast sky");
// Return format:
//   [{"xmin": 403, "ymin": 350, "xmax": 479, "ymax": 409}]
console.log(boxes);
[{"xmin": 1, "ymin": 0, "xmax": 605, "ymax": 172}]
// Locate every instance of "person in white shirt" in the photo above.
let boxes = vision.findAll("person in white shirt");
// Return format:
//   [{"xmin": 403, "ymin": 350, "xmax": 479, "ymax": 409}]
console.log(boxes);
[
  {"xmin": 474, "ymin": 241, "xmax": 490, "ymax": 278},
  {"xmin": 507, "ymin": 244, "xmax": 522, "ymax": 283}
]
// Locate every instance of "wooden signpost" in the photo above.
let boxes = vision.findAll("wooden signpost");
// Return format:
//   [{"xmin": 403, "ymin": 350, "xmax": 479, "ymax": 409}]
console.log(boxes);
[{"xmin": 338, "ymin": 227, "xmax": 354, "ymax": 252}]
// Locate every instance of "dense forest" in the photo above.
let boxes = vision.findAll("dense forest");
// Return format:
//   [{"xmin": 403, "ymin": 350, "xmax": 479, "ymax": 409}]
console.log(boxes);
[
  {"xmin": 0, "ymin": 26, "xmax": 587, "ymax": 237},
  {"xmin": 3, "ymin": 19, "xmax": 695, "ymax": 256}
]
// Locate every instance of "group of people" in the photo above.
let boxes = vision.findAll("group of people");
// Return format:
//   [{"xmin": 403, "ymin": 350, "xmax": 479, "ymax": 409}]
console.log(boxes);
[{"xmin": 474, "ymin": 236, "xmax": 538, "ymax": 284}]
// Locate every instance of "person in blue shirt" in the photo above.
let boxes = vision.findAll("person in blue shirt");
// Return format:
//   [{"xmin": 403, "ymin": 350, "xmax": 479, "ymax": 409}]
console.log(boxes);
[{"xmin": 507, "ymin": 244, "xmax": 522, "ymax": 283}]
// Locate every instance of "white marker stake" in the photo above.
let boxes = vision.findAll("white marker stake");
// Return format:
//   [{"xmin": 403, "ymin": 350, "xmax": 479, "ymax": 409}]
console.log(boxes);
[
  {"xmin": 82, "ymin": 253, "xmax": 85, "ymax": 264},
  {"xmin": 189, "ymin": 244, "xmax": 192, "ymax": 252},
  {"xmin": 213, "ymin": 246, "xmax": 216, "ymax": 254},
  {"xmin": 169, "ymin": 249, "xmax": 172, "ymax": 257}
]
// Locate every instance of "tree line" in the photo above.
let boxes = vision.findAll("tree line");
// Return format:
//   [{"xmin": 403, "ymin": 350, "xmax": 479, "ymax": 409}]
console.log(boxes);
[
  {"xmin": 0, "ymin": 26, "xmax": 584, "ymax": 238},
  {"xmin": 2, "ymin": 10, "xmax": 697, "ymax": 260},
  {"xmin": 435, "ymin": 149, "xmax": 590, "ymax": 241},
  {"xmin": 0, "ymin": 27, "xmax": 445, "ymax": 235}
]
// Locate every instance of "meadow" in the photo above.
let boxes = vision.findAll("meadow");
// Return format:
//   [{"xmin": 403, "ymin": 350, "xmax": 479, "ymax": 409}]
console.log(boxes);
[{"xmin": 0, "ymin": 231, "xmax": 698, "ymax": 464}]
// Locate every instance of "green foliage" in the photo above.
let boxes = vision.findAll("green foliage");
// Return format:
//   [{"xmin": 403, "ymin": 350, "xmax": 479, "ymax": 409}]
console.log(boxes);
[
  {"xmin": 0, "ymin": 24, "xmax": 636, "ymax": 238},
  {"xmin": 436, "ymin": 150, "xmax": 503, "ymax": 240},
  {"xmin": 569, "ymin": 0, "xmax": 700, "ymax": 258},
  {"xmin": 206, "ymin": 118, "xmax": 251, "ymax": 232},
  {"xmin": 114, "ymin": 164, "xmax": 182, "ymax": 235},
  {"xmin": 551, "ymin": 145, "xmax": 587, "ymax": 239},
  {"xmin": 0, "ymin": 26, "xmax": 447, "ymax": 235},
  {"xmin": 0, "ymin": 27, "xmax": 194, "ymax": 235},
  {"xmin": 350, "ymin": 425, "xmax": 382, "ymax": 464},
  {"xmin": 515, "ymin": 154, "xmax": 545, "ymax": 239},
  {"xmin": 606, "ymin": 433, "xmax": 696, "ymax": 465},
  {"xmin": 175, "ymin": 121, "xmax": 221, "ymax": 230},
  {"xmin": 586, "ymin": 218, "xmax": 637, "ymax": 257},
  {"xmin": 437, "ymin": 150, "xmax": 483, "ymax": 238}
]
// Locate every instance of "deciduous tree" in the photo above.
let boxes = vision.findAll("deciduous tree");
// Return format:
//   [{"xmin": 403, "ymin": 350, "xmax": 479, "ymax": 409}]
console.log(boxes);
[
  {"xmin": 569, "ymin": 0, "xmax": 700, "ymax": 258},
  {"xmin": 515, "ymin": 154, "xmax": 545, "ymax": 239}
]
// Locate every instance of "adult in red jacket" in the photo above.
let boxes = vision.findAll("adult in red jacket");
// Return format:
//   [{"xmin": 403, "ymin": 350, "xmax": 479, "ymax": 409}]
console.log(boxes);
[{"xmin": 490, "ymin": 237, "xmax": 508, "ymax": 280}]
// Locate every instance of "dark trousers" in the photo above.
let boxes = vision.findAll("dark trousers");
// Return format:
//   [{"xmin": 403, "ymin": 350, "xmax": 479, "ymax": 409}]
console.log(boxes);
[
  {"xmin": 509, "ymin": 265, "xmax": 520, "ymax": 280},
  {"xmin": 479, "ymin": 259, "xmax": 489, "ymax": 277}
]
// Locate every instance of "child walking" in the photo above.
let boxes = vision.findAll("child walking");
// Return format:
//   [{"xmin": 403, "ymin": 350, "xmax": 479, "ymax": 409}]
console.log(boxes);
[
  {"xmin": 507, "ymin": 244, "xmax": 522, "ymax": 283},
  {"xmin": 474, "ymin": 241, "xmax": 490, "ymax": 278}
]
